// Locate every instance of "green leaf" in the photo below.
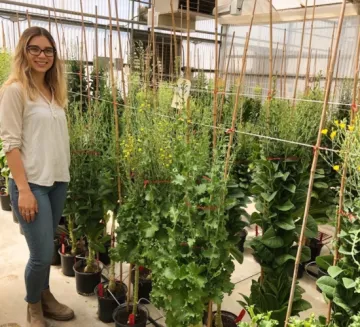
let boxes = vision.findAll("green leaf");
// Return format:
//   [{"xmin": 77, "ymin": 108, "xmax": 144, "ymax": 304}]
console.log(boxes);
[
  {"xmin": 195, "ymin": 184, "xmax": 207, "ymax": 195},
  {"xmin": 328, "ymin": 266, "xmax": 344, "ymax": 279},
  {"xmin": 276, "ymin": 216, "xmax": 295, "ymax": 230},
  {"xmin": 230, "ymin": 246, "xmax": 244, "ymax": 264},
  {"xmin": 314, "ymin": 182, "xmax": 328, "ymax": 189},
  {"xmin": 305, "ymin": 215, "xmax": 318, "ymax": 239},
  {"xmin": 261, "ymin": 191, "xmax": 278, "ymax": 203},
  {"xmin": 292, "ymin": 299, "xmax": 312, "ymax": 312},
  {"xmin": 275, "ymin": 254, "xmax": 295, "ymax": 266},
  {"xmin": 316, "ymin": 255, "xmax": 334, "ymax": 270},
  {"xmin": 145, "ymin": 223, "xmax": 159, "ymax": 238},
  {"xmin": 275, "ymin": 200, "xmax": 295, "ymax": 212},
  {"xmin": 283, "ymin": 184, "xmax": 296, "ymax": 194},
  {"xmin": 316, "ymin": 276, "xmax": 337, "ymax": 299},
  {"xmin": 342, "ymin": 278, "xmax": 356, "ymax": 289},
  {"xmin": 260, "ymin": 227, "xmax": 284, "ymax": 249},
  {"xmin": 250, "ymin": 212, "xmax": 262, "ymax": 225},
  {"xmin": 173, "ymin": 174, "xmax": 186, "ymax": 185}
]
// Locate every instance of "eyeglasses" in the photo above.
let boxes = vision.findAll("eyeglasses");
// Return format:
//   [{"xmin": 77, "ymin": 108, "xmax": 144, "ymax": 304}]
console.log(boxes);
[{"xmin": 27, "ymin": 45, "xmax": 56, "ymax": 57}]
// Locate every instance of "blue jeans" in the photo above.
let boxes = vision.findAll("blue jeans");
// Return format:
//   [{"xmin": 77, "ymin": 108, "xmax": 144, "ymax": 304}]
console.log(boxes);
[{"xmin": 9, "ymin": 178, "xmax": 68, "ymax": 304}]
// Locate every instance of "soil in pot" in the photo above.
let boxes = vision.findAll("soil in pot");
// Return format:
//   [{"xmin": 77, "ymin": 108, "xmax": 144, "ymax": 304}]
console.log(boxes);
[
  {"xmin": 73, "ymin": 260, "xmax": 102, "ymax": 296},
  {"xmin": 95, "ymin": 281, "xmax": 128, "ymax": 323},
  {"xmin": 51, "ymin": 239, "xmax": 61, "ymax": 266},
  {"xmin": 131, "ymin": 267, "xmax": 152, "ymax": 303},
  {"xmin": 113, "ymin": 304, "xmax": 148, "ymax": 327},
  {"xmin": 0, "ymin": 193, "xmax": 11, "ymax": 211},
  {"xmin": 204, "ymin": 311, "xmax": 238, "ymax": 327}
]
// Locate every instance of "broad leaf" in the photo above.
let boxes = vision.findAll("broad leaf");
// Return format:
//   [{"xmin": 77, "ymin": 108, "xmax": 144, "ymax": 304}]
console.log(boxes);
[
  {"xmin": 250, "ymin": 212, "xmax": 262, "ymax": 225},
  {"xmin": 328, "ymin": 266, "xmax": 343, "ymax": 279},
  {"xmin": 316, "ymin": 276, "xmax": 337, "ymax": 299},
  {"xmin": 313, "ymin": 182, "xmax": 328, "ymax": 189},
  {"xmin": 292, "ymin": 299, "xmax": 312, "ymax": 312},
  {"xmin": 342, "ymin": 278, "xmax": 356, "ymax": 289},
  {"xmin": 230, "ymin": 246, "xmax": 244, "ymax": 264},
  {"xmin": 261, "ymin": 191, "xmax": 278, "ymax": 203},
  {"xmin": 283, "ymin": 184, "xmax": 296, "ymax": 194},
  {"xmin": 276, "ymin": 200, "xmax": 295, "ymax": 212},
  {"xmin": 260, "ymin": 227, "xmax": 284, "ymax": 249},
  {"xmin": 275, "ymin": 254, "xmax": 295, "ymax": 266},
  {"xmin": 276, "ymin": 217, "xmax": 295, "ymax": 230}
]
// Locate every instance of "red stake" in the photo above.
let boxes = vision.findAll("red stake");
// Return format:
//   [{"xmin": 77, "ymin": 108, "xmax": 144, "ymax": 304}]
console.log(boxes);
[
  {"xmin": 98, "ymin": 283, "xmax": 104, "ymax": 297},
  {"xmin": 235, "ymin": 309, "xmax": 246, "ymax": 323},
  {"xmin": 61, "ymin": 243, "xmax": 65, "ymax": 254},
  {"xmin": 128, "ymin": 314, "xmax": 135, "ymax": 325}
]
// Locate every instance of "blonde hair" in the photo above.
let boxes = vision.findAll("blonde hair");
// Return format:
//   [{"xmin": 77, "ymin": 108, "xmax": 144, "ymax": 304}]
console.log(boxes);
[{"xmin": 4, "ymin": 26, "xmax": 67, "ymax": 108}]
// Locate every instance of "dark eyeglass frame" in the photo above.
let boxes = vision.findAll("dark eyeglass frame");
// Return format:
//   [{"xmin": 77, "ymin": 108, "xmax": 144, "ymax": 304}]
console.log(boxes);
[{"xmin": 26, "ymin": 45, "xmax": 56, "ymax": 57}]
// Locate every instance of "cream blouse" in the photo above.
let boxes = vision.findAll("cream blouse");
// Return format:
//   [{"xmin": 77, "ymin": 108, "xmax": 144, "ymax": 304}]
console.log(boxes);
[{"xmin": 0, "ymin": 82, "xmax": 70, "ymax": 186}]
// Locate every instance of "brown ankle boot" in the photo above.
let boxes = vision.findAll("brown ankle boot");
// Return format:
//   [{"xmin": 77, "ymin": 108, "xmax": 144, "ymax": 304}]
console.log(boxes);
[
  {"xmin": 27, "ymin": 302, "xmax": 46, "ymax": 327},
  {"xmin": 41, "ymin": 289, "xmax": 74, "ymax": 321}
]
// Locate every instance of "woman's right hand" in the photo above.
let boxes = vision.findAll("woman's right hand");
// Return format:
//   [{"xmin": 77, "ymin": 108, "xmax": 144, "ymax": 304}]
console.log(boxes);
[{"xmin": 18, "ymin": 190, "xmax": 38, "ymax": 222}]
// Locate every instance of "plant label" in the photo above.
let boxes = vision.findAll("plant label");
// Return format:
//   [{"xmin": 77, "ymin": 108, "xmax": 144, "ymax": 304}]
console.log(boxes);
[{"xmin": 171, "ymin": 78, "xmax": 191, "ymax": 110}]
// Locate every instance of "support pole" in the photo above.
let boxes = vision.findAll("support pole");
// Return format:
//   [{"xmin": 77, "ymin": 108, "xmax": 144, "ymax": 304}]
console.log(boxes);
[
  {"xmin": 285, "ymin": 1, "xmax": 347, "ymax": 326},
  {"xmin": 305, "ymin": 0, "xmax": 316, "ymax": 94}
]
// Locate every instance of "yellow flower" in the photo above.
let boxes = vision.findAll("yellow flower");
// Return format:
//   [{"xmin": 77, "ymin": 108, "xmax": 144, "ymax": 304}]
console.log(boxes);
[
  {"xmin": 187, "ymin": 119, "xmax": 192, "ymax": 123},
  {"xmin": 334, "ymin": 120, "xmax": 339, "ymax": 126},
  {"xmin": 333, "ymin": 165, "xmax": 340, "ymax": 172},
  {"xmin": 340, "ymin": 122, "xmax": 346, "ymax": 129},
  {"xmin": 330, "ymin": 131, "xmax": 337, "ymax": 140},
  {"xmin": 140, "ymin": 128, "xmax": 144, "ymax": 132},
  {"xmin": 321, "ymin": 129, "xmax": 328, "ymax": 135},
  {"xmin": 358, "ymin": 166, "xmax": 360, "ymax": 172},
  {"xmin": 349, "ymin": 125, "xmax": 355, "ymax": 132},
  {"xmin": 138, "ymin": 148, "xmax": 142, "ymax": 152}
]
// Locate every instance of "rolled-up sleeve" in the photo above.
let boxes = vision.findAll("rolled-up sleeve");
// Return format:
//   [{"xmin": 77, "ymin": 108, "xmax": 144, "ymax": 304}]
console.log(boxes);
[{"xmin": 0, "ymin": 83, "xmax": 24, "ymax": 153}]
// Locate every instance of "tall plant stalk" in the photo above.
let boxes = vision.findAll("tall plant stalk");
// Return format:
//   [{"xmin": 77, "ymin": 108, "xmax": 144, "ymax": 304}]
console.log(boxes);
[
  {"xmin": 68, "ymin": 216, "xmax": 77, "ymax": 256},
  {"xmin": 132, "ymin": 265, "xmax": 139, "ymax": 317},
  {"xmin": 215, "ymin": 304, "xmax": 223, "ymax": 327}
]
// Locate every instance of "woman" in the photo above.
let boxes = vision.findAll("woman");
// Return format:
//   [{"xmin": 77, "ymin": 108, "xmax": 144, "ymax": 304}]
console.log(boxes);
[{"xmin": 0, "ymin": 27, "xmax": 74, "ymax": 326}]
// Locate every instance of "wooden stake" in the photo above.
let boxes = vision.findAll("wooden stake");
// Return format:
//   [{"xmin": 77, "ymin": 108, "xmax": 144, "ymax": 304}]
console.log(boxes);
[
  {"xmin": 170, "ymin": 0, "xmax": 178, "ymax": 78},
  {"xmin": 332, "ymin": 50, "xmax": 341, "ymax": 103},
  {"xmin": 161, "ymin": 37, "xmax": 164, "ymax": 82},
  {"xmin": 284, "ymin": 44, "xmax": 287, "ymax": 97},
  {"xmin": 219, "ymin": 32, "xmax": 235, "ymax": 121},
  {"xmin": 268, "ymin": 0, "xmax": 273, "ymax": 102},
  {"xmin": 26, "ymin": 10, "xmax": 31, "ymax": 28},
  {"xmin": 280, "ymin": 29, "xmax": 286, "ymax": 98},
  {"xmin": 285, "ymin": 1, "xmax": 347, "ymax": 326},
  {"xmin": 325, "ymin": 24, "xmax": 360, "ymax": 324},
  {"xmin": 224, "ymin": 0, "xmax": 257, "ymax": 179},
  {"xmin": 1, "ymin": 21, "xmax": 6, "ymax": 50},
  {"xmin": 186, "ymin": 0, "xmax": 191, "ymax": 142},
  {"xmin": 326, "ymin": 23, "xmax": 336, "ymax": 88},
  {"xmin": 212, "ymin": 0, "xmax": 219, "ymax": 159},
  {"xmin": 52, "ymin": 1, "xmax": 63, "ymax": 59},
  {"xmin": 206, "ymin": 302, "xmax": 213, "ymax": 327},
  {"xmin": 48, "ymin": 9, "xmax": 51, "ymax": 33},
  {"xmin": 292, "ymin": 0, "xmax": 308, "ymax": 107},
  {"xmin": 108, "ymin": 0, "xmax": 123, "ymax": 285},
  {"xmin": 272, "ymin": 42, "xmax": 279, "ymax": 74},
  {"xmin": 305, "ymin": 0, "xmax": 316, "ymax": 94},
  {"xmin": 114, "ymin": 0, "xmax": 127, "ymax": 105},
  {"xmin": 313, "ymin": 50, "xmax": 318, "ymax": 87},
  {"xmin": 151, "ymin": 0, "xmax": 156, "ymax": 91},
  {"xmin": 79, "ymin": 0, "xmax": 90, "ymax": 109},
  {"xmin": 95, "ymin": 6, "xmax": 99, "ymax": 103}
]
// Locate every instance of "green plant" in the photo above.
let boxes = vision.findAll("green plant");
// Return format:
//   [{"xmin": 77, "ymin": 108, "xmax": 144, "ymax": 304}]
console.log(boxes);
[
  {"xmin": 0, "ymin": 145, "xmax": 10, "ymax": 194},
  {"xmin": 0, "ymin": 50, "xmax": 11, "ymax": 86},
  {"xmin": 237, "ymin": 306, "xmax": 278, "ymax": 327}
]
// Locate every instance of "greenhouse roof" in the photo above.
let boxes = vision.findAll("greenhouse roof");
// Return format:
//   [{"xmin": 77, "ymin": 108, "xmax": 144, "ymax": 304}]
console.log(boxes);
[{"xmin": 219, "ymin": 0, "xmax": 359, "ymax": 26}]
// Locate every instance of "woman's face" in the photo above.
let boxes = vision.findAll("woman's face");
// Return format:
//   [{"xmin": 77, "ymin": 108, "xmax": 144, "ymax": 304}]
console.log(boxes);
[{"xmin": 26, "ymin": 35, "xmax": 55, "ymax": 74}]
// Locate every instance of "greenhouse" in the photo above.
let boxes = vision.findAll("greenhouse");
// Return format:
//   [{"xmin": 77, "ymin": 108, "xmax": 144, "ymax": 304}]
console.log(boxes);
[{"xmin": 1, "ymin": 0, "xmax": 360, "ymax": 327}]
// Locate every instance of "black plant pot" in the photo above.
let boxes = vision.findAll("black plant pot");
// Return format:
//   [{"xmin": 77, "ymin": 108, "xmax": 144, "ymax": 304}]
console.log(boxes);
[
  {"xmin": 237, "ymin": 229, "xmax": 248, "ymax": 253},
  {"xmin": 317, "ymin": 268, "xmax": 328, "ymax": 292},
  {"xmin": 95, "ymin": 281, "xmax": 128, "ymax": 323},
  {"xmin": 131, "ymin": 268, "xmax": 152, "ymax": 303},
  {"xmin": 288, "ymin": 263, "xmax": 305, "ymax": 280},
  {"xmin": 51, "ymin": 239, "xmax": 61, "ymax": 266},
  {"xmin": 1, "ymin": 193, "xmax": 11, "ymax": 211},
  {"xmin": 113, "ymin": 304, "xmax": 148, "ymax": 327},
  {"xmin": 73, "ymin": 259, "xmax": 102, "ymax": 296},
  {"xmin": 203, "ymin": 310, "xmax": 238, "ymax": 327},
  {"xmin": 309, "ymin": 238, "xmax": 324, "ymax": 262},
  {"xmin": 99, "ymin": 241, "xmax": 111, "ymax": 266},
  {"xmin": 59, "ymin": 248, "xmax": 76, "ymax": 277}
]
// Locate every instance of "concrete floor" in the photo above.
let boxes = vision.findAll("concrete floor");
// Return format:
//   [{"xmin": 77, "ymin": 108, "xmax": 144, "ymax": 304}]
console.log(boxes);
[{"xmin": 0, "ymin": 206, "xmax": 328, "ymax": 327}]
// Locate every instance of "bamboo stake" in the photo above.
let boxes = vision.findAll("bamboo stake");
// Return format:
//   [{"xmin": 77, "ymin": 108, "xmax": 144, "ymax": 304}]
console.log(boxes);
[
  {"xmin": 285, "ymin": 1, "xmax": 347, "ymax": 326},
  {"xmin": 284, "ymin": 44, "xmax": 287, "ymax": 97},
  {"xmin": 326, "ymin": 23, "xmax": 336, "ymax": 89},
  {"xmin": 161, "ymin": 37, "xmax": 164, "ymax": 82},
  {"xmin": 280, "ymin": 29, "xmax": 286, "ymax": 98},
  {"xmin": 186, "ymin": 0, "xmax": 191, "ymax": 143},
  {"xmin": 332, "ymin": 50, "xmax": 341, "ymax": 103},
  {"xmin": 16, "ymin": 12, "xmax": 20, "ymax": 38},
  {"xmin": 206, "ymin": 302, "xmax": 213, "ymax": 327},
  {"xmin": 272, "ymin": 42, "xmax": 279, "ymax": 74},
  {"xmin": 114, "ymin": 0, "xmax": 127, "ymax": 106},
  {"xmin": 170, "ymin": 0, "xmax": 178, "ymax": 78},
  {"xmin": 26, "ymin": 10, "xmax": 31, "ymax": 28},
  {"xmin": 305, "ymin": 0, "xmax": 316, "ymax": 94},
  {"xmin": 313, "ymin": 50, "xmax": 318, "ymax": 88},
  {"xmin": 52, "ymin": 0, "xmax": 62, "ymax": 59},
  {"xmin": 268, "ymin": 0, "xmax": 273, "ymax": 102},
  {"xmin": 95, "ymin": 6, "xmax": 99, "ymax": 104},
  {"xmin": 224, "ymin": 0, "xmax": 257, "ymax": 178},
  {"xmin": 48, "ymin": 9, "xmax": 51, "ymax": 33},
  {"xmin": 325, "ymin": 25, "xmax": 360, "ymax": 324},
  {"xmin": 151, "ymin": 0, "xmax": 156, "ymax": 91},
  {"xmin": 219, "ymin": 32, "xmax": 235, "ymax": 121},
  {"xmin": 292, "ymin": 0, "xmax": 308, "ymax": 107},
  {"xmin": 79, "ymin": 0, "xmax": 90, "ymax": 109},
  {"xmin": 1, "ymin": 21, "xmax": 6, "ymax": 50},
  {"xmin": 211, "ymin": 0, "xmax": 219, "ymax": 159},
  {"xmin": 79, "ymin": 35, "xmax": 83, "ymax": 113},
  {"xmin": 107, "ymin": 0, "xmax": 123, "ymax": 289},
  {"xmin": 170, "ymin": 34, "xmax": 173, "ymax": 81}
]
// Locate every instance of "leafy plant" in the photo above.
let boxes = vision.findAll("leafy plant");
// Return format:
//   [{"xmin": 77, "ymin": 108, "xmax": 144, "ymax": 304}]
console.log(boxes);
[
  {"xmin": 0, "ymin": 50, "xmax": 11, "ymax": 86},
  {"xmin": 0, "ymin": 144, "xmax": 10, "ymax": 194}
]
